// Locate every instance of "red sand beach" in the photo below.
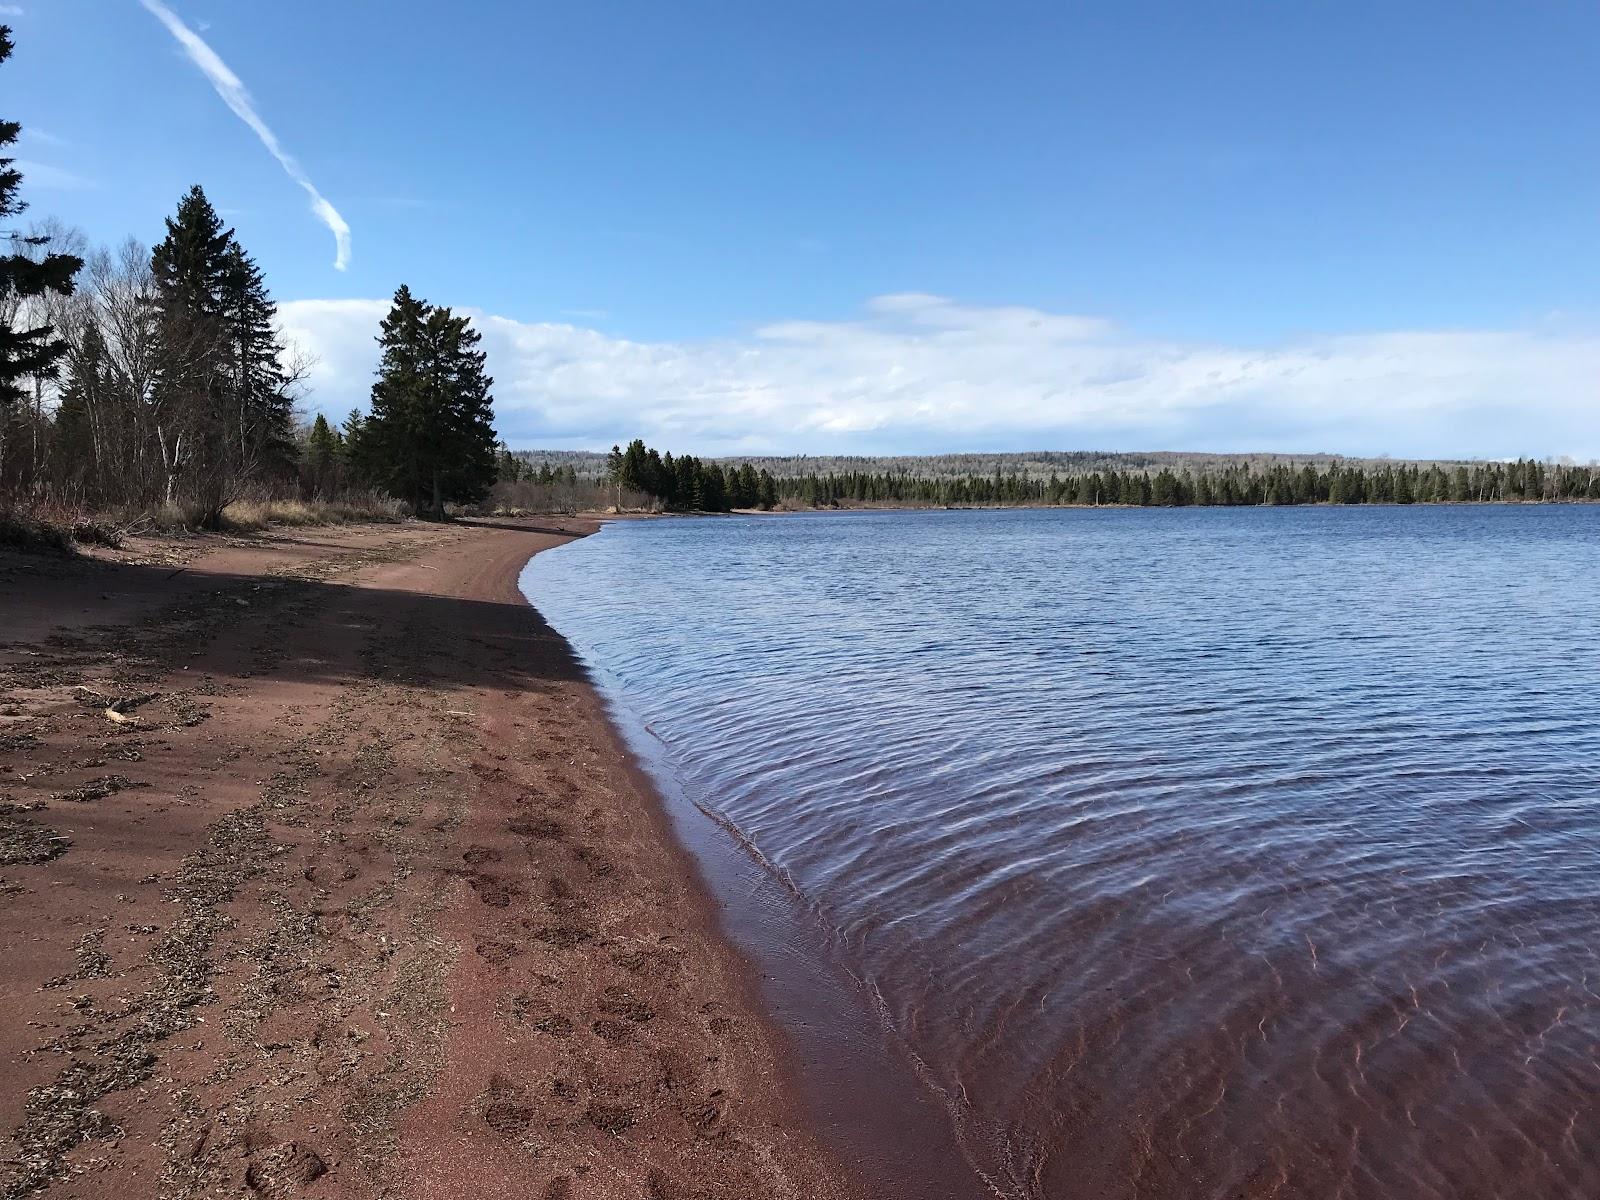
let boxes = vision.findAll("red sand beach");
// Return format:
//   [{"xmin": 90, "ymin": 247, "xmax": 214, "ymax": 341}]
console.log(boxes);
[{"xmin": 0, "ymin": 518, "xmax": 865, "ymax": 1199}]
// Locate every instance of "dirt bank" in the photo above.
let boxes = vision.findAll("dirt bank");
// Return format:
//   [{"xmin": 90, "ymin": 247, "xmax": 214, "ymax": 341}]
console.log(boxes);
[{"xmin": 0, "ymin": 518, "xmax": 864, "ymax": 1199}]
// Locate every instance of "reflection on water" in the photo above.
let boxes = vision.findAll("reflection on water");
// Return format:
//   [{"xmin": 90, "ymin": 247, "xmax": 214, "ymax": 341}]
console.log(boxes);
[{"xmin": 523, "ymin": 506, "xmax": 1600, "ymax": 1199}]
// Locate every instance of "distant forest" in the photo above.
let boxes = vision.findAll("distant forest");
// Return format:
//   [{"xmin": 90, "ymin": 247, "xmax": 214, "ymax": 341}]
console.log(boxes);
[{"xmin": 520, "ymin": 446, "xmax": 1598, "ymax": 510}]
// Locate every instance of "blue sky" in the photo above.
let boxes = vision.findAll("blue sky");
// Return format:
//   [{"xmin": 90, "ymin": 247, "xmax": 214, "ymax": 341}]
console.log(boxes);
[{"xmin": 10, "ymin": 1, "xmax": 1600, "ymax": 457}]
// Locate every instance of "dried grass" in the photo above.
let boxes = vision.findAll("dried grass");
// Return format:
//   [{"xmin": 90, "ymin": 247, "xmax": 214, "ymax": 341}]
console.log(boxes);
[
  {"xmin": 0, "ymin": 491, "xmax": 408, "ymax": 552},
  {"xmin": 220, "ymin": 492, "xmax": 406, "ymax": 531}
]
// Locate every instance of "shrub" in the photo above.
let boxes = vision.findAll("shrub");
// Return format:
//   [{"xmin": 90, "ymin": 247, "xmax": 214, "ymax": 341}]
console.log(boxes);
[{"xmin": 0, "ymin": 506, "xmax": 72, "ymax": 553}]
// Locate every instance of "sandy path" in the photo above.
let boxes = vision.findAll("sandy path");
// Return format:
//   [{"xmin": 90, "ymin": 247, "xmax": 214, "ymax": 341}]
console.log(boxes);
[{"xmin": 0, "ymin": 519, "xmax": 862, "ymax": 1199}]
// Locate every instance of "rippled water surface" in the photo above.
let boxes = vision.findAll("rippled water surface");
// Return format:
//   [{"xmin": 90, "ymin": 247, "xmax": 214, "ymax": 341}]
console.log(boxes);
[{"xmin": 523, "ymin": 507, "xmax": 1600, "ymax": 1199}]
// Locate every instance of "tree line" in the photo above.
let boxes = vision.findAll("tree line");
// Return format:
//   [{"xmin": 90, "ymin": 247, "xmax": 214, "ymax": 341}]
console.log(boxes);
[
  {"xmin": 0, "ymin": 25, "xmax": 498, "ymax": 538},
  {"xmin": 552, "ymin": 443, "xmax": 1599, "ymax": 513},
  {"xmin": 777, "ymin": 458, "xmax": 1600, "ymax": 508},
  {"xmin": 607, "ymin": 439, "xmax": 779, "ymax": 511}
]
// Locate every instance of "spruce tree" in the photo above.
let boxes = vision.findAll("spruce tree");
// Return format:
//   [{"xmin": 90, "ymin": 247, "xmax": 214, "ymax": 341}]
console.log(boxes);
[
  {"xmin": 0, "ymin": 25, "xmax": 83, "ymax": 477},
  {"xmin": 304, "ymin": 413, "xmax": 338, "ymax": 493},
  {"xmin": 701, "ymin": 462, "xmax": 728, "ymax": 511},
  {"xmin": 660, "ymin": 450, "xmax": 677, "ymax": 508},
  {"xmin": 339, "ymin": 409, "xmax": 373, "ymax": 484},
  {"xmin": 673, "ymin": 452, "xmax": 698, "ymax": 510},
  {"xmin": 619, "ymin": 439, "xmax": 649, "ymax": 494},
  {"xmin": 148, "ymin": 185, "xmax": 292, "ymax": 524},
  {"xmin": 366, "ymin": 285, "xmax": 498, "ymax": 519},
  {"xmin": 150, "ymin": 185, "xmax": 231, "ymax": 515},
  {"xmin": 219, "ymin": 240, "xmax": 294, "ymax": 479},
  {"xmin": 735, "ymin": 463, "xmax": 759, "ymax": 508},
  {"xmin": 51, "ymin": 326, "xmax": 103, "ymax": 500},
  {"xmin": 496, "ymin": 441, "xmax": 522, "ymax": 483}
]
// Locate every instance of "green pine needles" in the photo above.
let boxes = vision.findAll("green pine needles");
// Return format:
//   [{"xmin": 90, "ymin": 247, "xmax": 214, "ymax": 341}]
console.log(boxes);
[{"xmin": 355, "ymin": 286, "xmax": 499, "ymax": 520}]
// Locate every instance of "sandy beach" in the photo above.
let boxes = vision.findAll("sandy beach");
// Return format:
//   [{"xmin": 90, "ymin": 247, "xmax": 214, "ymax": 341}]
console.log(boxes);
[{"xmin": 0, "ymin": 518, "xmax": 863, "ymax": 1199}]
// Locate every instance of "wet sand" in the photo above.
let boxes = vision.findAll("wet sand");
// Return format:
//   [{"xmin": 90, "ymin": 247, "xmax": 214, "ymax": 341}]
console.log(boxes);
[{"xmin": 0, "ymin": 518, "xmax": 864, "ymax": 1199}]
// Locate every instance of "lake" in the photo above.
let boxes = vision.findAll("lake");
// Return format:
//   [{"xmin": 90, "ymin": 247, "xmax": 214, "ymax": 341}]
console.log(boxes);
[{"xmin": 522, "ymin": 506, "xmax": 1600, "ymax": 1200}]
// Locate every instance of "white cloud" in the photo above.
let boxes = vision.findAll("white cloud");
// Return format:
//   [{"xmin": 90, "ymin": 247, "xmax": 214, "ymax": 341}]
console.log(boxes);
[
  {"xmin": 0, "ymin": 6, "xmax": 24, "ymax": 16},
  {"xmin": 277, "ymin": 294, "xmax": 1600, "ymax": 460},
  {"xmin": 139, "ymin": 0, "xmax": 350, "ymax": 271},
  {"xmin": 14, "ymin": 158, "xmax": 95, "ymax": 190}
]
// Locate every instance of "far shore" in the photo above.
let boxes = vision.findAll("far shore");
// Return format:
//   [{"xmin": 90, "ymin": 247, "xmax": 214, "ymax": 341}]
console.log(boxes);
[{"xmin": 0, "ymin": 518, "xmax": 863, "ymax": 1199}]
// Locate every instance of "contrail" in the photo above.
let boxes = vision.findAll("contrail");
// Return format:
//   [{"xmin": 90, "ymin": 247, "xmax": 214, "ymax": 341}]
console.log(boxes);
[{"xmin": 138, "ymin": 0, "xmax": 351, "ymax": 271}]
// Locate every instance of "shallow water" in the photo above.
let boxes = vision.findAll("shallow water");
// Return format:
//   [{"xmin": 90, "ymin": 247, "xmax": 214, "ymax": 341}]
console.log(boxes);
[{"xmin": 522, "ymin": 506, "xmax": 1600, "ymax": 1199}]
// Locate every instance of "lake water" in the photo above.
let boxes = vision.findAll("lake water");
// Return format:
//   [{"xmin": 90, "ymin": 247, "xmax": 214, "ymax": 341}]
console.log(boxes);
[{"xmin": 522, "ymin": 506, "xmax": 1600, "ymax": 1200}]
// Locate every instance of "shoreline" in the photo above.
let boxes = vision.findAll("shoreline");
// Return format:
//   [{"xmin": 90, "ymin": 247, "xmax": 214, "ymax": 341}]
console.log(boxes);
[
  {"xmin": 0, "ymin": 518, "xmax": 864, "ymax": 1198},
  {"xmin": 525, "ymin": 538, "xmax": 1000, "ymax": 1200}
]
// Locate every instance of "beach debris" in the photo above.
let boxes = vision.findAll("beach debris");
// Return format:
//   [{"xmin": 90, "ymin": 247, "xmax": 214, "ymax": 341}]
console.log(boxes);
[
  {"xmin": 0, "ymin": 815, "xmax": 70, "ymax": 865},
  {"xmin": 75, "ymin": 687, "xmax": 163, "ymax": 726},
  {"xmin": 74, "ymin": 686, "xmax": 161, "ymax": 714},
  {"xmin": 54, "ymin": 775, "xmax": 147, "ymax": 804},
  {"xmin": 243, "ymin": 1141, "xmax": 328, "ymax": 1192}
]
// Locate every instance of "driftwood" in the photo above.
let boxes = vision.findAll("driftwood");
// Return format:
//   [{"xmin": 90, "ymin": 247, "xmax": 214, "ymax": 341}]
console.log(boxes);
[{"xmin": 74, "ymin": 687, "xmax": 162, "ymax": 723}]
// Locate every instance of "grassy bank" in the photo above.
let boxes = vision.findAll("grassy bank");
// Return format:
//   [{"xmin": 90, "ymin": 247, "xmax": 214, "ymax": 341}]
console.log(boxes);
[{"xmin": 0, "ymin": 492, "xmax": 408, "ymax": 553}]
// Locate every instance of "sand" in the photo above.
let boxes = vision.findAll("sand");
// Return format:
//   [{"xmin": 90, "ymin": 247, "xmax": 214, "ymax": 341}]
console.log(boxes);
[{"xmin": 0, "ymin": 518, "xmax": 864, "ymax": 1199}]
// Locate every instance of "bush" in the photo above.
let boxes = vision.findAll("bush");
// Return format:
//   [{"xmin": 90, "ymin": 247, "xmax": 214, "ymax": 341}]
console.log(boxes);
[
  {"xmin": 0, "ymin": 506, "xmax": 72, "ymax": 553},
  {"xmin": 67, "ymin": 516, "xmax": 122, "ymax": 548},
  {"xmin": 0, "ymin": 504, "xmax": 130, "ymax": 552}
]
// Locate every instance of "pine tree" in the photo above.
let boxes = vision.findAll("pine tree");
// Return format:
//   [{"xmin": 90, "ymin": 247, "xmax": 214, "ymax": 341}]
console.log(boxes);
[
  {"xmin": 673, "ymin": 452, "xmax": 698, "ymax": 510},
  {"xmin": 219, "ymin": 241, "xmax": 294, "ymax": 479},
  {"xmin": 51, "ymin": 327, "xmax": 103, "ymax": 500},
  {"xmin": 619, "ymin": 439, "xmax": 649, "ymax": 495},
  {"xmin": 150, "ymin": 185, "xmax": 232, "ymax": 517},
  {"xmin": 147, "ymin": 186, "xmax": 291, "ymax": 524},
  {"xmin": 735, "ymin": 463, "xmax": 759, "ymax": 508},
  {"xmin": 366, "ymin": 285, "xmax": 499, "ymax": 519},
  {"xmin": 339, "ymin": 409, "xmax": 372, "ymax": 483},
  {"xmin": 496, "ymin": 441, "xmax": 522, "ymax": 483},
  {"xmin": 304, "ymin": 413, "xmax": 338, "ymax": 493},
  {"xmin": 701, "ymin": 462, "xmax": 728, "ymax": 511}
]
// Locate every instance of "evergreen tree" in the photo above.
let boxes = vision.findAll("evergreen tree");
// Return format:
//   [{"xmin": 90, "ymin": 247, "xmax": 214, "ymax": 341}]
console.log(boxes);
[
  {"xmin": 735, "ymin": 463, "xmax": 760, "ymax": 508},
  {"xmin": 496, "ymin": 441, "xmax": 522, "ymax": 483},
  {"xmin": 673, "ymin": 452, "xmax": 699, "ymax": 510},
  {"xmin": 150, "ymin": 185, "xmax": 233, "ymax": 517},
  {"xmin": 619, "ymin": 438, "xmax": 650, "ymax": 494},
  {"xmin": 701, "ymin": 461, "xmax": 728, "ymax": 511},
  {"xmin": 365, "ymin": 285, "xmax": 499, "ymax": 519},
  {"xmin": 339, "ymin": 408, "xmax": 372, "ymax": 481},
  {"xmin": 304, "ymin": 413, "xmax": 339, "ymax": 493},
  {"xmin": 148, "ymin": 185, "xmax": 292, "ymax": 524},
  {"xmin": 219, "ymin": 240, "xmax": 294, "ymax": 478},
  {"xmin": 0, "ymin": 26, "xmax": 83, "ymax": 482},
  {"xmin": 50, "ymin": 326, "xmax": 103, "ymax": 500}
]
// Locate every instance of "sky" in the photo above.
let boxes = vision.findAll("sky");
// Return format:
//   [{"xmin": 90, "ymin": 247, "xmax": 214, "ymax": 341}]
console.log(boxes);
[{"xmin": 9, "ymin": 0, "xmax": 1600, "ymax": 458}]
